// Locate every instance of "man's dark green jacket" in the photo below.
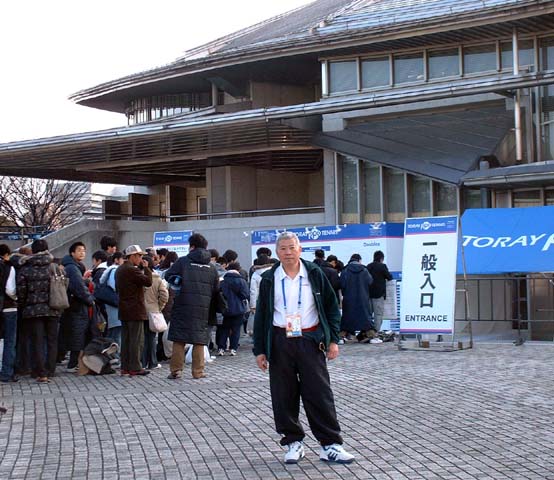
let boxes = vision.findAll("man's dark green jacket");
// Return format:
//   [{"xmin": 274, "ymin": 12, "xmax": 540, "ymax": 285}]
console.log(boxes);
[{"xmin": 252, "ymin": 259, "xmax": 341, "ymax": 361}]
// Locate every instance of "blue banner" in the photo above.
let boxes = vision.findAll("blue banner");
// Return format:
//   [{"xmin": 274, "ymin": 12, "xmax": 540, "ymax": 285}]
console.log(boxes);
[
  {"xmin": 251, "ymin": 223, "xmax": 403, "ymax": 245},
  {"xmin": 457, "ymin": 206, "xmax": 554, "ymax": 274}
]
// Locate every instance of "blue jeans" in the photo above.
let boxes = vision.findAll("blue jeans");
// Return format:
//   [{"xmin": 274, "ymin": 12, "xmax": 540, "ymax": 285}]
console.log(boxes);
[
  {"xmin": 142, "ymin": 321, "xmax": 157, "ymax": 369},
  {"xmin": 0, "ymin": 311, "xmax": 17, "ymax": 380}
]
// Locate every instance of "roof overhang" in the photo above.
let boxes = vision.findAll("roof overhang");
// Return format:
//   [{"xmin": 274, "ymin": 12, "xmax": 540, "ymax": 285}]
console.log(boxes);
[
  {"xmin": 461, "ymin": 161, "xmax": 554, "ymax": 188},
  {"xmin": 70, "ymin": 4, "xmax": 554, "ymax": 112},
  {"xmin": 2, "ymin": 70, "xmax": 554, "ymax": 186},
  {"xmin": 313, "ymin": 104, "xmax": 513, "ymax": 184}
]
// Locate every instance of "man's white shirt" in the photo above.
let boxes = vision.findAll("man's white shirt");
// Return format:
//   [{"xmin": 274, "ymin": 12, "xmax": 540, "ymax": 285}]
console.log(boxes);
[{"xmin": 273, "ymin": 262, "xmax": 319, "ymax": 328}]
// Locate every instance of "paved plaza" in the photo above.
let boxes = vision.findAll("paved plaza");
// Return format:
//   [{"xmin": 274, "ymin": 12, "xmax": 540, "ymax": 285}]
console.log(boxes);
[{"xmin": 1, "ymin": 340, "xmax": 554, "ymax": 479}]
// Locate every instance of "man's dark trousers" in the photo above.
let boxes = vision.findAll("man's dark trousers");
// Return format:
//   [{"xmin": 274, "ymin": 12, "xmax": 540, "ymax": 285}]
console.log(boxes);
[
  {"xmin": 121, "ymin": 321, "xmax": 144, "ymax": 371},
  {"xmin": 269, "ymin": 327, "xmax": 343, "ymax": 446},
  {"xmin": 30, "ymin": 316, "xmax": 58, "ymax": 378}
]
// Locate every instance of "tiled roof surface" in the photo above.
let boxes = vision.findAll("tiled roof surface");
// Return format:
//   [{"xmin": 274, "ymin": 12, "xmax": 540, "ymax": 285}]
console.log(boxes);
[{"xmin": 184, "ymin": 0, "xmax": 534, "ymax": 58}]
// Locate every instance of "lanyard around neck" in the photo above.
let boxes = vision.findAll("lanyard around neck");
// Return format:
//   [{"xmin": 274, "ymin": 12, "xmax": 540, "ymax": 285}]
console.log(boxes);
[{"xmin": 282, "ymin": 275, "xmax": 302, "ymax": 312}]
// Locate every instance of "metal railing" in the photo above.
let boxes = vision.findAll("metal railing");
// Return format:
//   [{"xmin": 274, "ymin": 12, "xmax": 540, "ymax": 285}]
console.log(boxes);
[
  {"xmin": 455, "ymin": 274, "xmax": 554, "ymax": 344},
  {"xmin": 84, "ymin": 205, "xmax": 325, "ymax": 222}
]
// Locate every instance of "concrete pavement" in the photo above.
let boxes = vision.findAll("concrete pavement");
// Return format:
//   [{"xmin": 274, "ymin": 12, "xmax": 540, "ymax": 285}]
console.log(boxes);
[{"xmin": 1, "ymin": 339, "xmax": 554, "ymax": 479}]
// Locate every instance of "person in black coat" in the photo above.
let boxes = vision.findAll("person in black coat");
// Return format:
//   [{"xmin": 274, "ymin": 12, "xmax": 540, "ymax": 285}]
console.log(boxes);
[
  {"xmin": 216, "ymin": 262, "xmax": 249, "ymax": 356},
  {"xmin": 313, "ymin": 250, "xmax": 340, "ymax": 303},
  {"xmin": 367, "ymin": 250, "xmax": 393, "ymax": 332},
  {"xmin": 59, "ymin": 242, "xmax": 95, "ymax": 370},
  {"xmin": 165, "ymin": 233, "xmax": 220, "ymax": 379},
  {"xmin": 16, "ymin": 240, "xmax": 62, "ymax": 382},
  {"xmin": 339, "ymin": 254, "xmax": 373, "ymax": 342}
]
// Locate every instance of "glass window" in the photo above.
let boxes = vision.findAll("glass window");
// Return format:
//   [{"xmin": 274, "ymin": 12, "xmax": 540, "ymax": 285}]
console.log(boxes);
[
  {"xmin": 410, "ymin": 176, "xmax": 431, "ymax": 215},
  {"xmin": 463, "ymin": 44, "xmax": 497, "ymax": 74},
  {"xmin": 361, "ymin": 57, "xmax": 390, "ymax": 89},
  {"xmin": 363, "ymin": 162, "xmax": 381, "ymax": 215},
  {"xmin": 540, "ymin": 36, "xmax": 554, "ymax": 70},
  {"xmin": 463, "ymin": 189, "xmax": 482, "ymax": 209},
  {"xmin": 428, "ymin": 48, "xmax": 460, "ymax": 79},
  {"xmin": 384, "ymin": 168, "xmax": 405, "ymax": 221},
  {"xmin": 329, "ymin": 60, "xmax": 357, "ymax": 93},
  {"xmin": 340, "ymin": 155, "xmax": 359, "ymax": 222},
  {"xmin": 513, "ymin": 190, "xmax": 542, "ymax": 208},
  {"xmin": 501, "ymin": 40, "xmax": 535, "ymax": 71},
  {"xmin": 394, "ymin": 53, "xmax": 424, "ymax": 84},
  {"xmin": 437, "ymin": 183, "xmax": 457, "ymax": 213},
  {"xmin": 546, "ymin": 190, "xmax": 554, "ymax": 206}
]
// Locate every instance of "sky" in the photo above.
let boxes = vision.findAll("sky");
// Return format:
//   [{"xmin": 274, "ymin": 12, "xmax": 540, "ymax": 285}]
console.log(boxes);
[{"xmin": 0, "ymin": 0, "xmax": 313, "ymax": 144}]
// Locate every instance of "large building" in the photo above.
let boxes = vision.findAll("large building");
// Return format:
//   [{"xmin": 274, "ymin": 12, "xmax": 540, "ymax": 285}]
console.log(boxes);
[{"xmin": 1, "ymin": 0, "xmax": 553, "ymax": 337}]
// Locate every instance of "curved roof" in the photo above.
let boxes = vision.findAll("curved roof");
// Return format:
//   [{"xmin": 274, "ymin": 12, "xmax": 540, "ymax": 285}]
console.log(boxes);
[{"xmin": 71, "ymin": 0, "xmax": 553, "ymax": 110}]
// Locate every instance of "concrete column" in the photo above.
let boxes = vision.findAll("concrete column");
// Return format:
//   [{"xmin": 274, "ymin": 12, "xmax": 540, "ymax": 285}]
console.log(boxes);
[{"xmin": 323, "ymin": 149, "xmax": 337, "ymax": 225}]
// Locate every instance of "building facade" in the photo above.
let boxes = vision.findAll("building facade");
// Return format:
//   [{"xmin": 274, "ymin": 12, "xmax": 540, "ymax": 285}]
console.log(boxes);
[{"xmin": 1, "ymin": 0, "xmax": 554, "ymax": 337}]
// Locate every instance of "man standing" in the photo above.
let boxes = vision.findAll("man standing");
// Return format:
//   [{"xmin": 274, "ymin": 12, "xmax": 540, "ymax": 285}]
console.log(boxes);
[
  {"xmin": 367, "ymin": 250, "xmax": 393, "ymax": 333},
  {"xmin": 253, "ymin": 232, "xmax": 355, "ymax": 465},
  {"xmin": 165, "ymin": 233, "xmax": 220, "ymax": 380},
  {"xmin": 116, "ymin": 245, "xmax": 152, "ymax": 376}
]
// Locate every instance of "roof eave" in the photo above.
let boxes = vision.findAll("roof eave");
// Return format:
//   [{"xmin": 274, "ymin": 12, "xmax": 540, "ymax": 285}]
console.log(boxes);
[{"xmin": 70, "ymin": 2, "xmax": 554, "ymax": 109}]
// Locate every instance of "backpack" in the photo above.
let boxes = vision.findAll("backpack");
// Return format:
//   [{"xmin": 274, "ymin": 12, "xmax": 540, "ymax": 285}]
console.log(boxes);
[
  {"xmin": 49, "ymin": 263, "xmax": 70, "ymax": 311},
  {"xmin": 93, "ymin": 268, "xmax": 119, "ymax": 307}
]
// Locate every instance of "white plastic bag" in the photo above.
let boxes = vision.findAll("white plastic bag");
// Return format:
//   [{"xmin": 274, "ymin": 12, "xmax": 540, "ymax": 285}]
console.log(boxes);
[{"xmin": 185, "ymin": 344, "xmax": 213, "ymax": 364}]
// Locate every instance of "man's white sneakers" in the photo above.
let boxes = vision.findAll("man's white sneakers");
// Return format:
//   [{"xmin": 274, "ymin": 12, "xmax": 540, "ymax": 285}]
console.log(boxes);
[
  {"xmin": 284, "ymin": 441, "xmax": 305, "ymax": 464},
  {"xmin": 319, "ymin": 444, "xmax": 355, "ymax": 464}
]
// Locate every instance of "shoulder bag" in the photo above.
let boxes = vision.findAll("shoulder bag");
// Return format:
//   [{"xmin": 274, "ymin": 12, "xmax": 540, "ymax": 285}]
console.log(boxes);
[{"xmin": 49, "ymin": 263, "xmax": 70, "ymax": 311}]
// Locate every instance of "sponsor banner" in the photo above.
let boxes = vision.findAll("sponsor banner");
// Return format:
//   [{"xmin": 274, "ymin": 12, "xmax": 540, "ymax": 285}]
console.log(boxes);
[
  {"xmin": 153, "ymin": 230, "xmax": 193, "ymax": 257},
  {"xmin": 458, "ymin": 206, "xmax": 554, "ymax": 274},
  {"xmin": 400, "ymin": 216, "xmax": 458, "ymax": 334},
  {"xmin": 251, "ymin": 223, "xmax": 404, "ymax": 273}
]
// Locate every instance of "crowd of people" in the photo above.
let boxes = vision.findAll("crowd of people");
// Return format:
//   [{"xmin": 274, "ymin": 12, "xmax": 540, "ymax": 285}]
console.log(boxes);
[
  {"xmin": 0, "ymin": 233, "xmax": 391, "ymax": 385},
  {"xmin": 0, "ymin": 230, "xmax": 394, "ymax": 464}
]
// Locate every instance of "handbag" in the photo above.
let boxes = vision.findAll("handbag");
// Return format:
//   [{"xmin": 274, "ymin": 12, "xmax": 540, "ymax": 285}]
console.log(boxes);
[
  {"xmin": 94, "ymin": 268, "xmax": 119, "ymax": 307},
  {"xmin": 148, "ymin": 311, "xmax": 168, "ymax": 333},
  {"xmin": 49, "ymin": 263, "xmax": 70, "ymax": 311},
  {"xmin": 92, "ymin": 303, "xmax": 107, "ymax": 333}
]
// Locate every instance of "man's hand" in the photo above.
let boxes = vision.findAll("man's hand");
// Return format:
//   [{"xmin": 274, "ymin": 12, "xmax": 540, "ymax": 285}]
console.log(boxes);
[
  {"xmin": 256, "ymin": 354, "xmax": 268, "ymax": 372},
  {"xmin": 327, "ymin": 342, "xmax": 339, "ymax": 360}
]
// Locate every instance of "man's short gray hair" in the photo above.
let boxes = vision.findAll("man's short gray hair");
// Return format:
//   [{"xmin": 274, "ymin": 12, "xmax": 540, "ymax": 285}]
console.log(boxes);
[{"xmin": 275, "ymin": 231, "xmax": 300, "ymax": 250}]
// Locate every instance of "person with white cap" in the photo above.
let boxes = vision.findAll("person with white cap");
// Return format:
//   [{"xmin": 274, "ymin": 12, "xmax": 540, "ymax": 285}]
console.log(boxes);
[{"xmin": 115, "ymin": 245, "xmax": 153, "ymax": 376}]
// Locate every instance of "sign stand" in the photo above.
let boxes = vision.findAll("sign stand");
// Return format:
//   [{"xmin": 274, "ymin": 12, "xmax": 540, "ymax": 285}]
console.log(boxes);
[{"xmin": 397, "ymin": 215, "xmax": 472, "ymax": 352}]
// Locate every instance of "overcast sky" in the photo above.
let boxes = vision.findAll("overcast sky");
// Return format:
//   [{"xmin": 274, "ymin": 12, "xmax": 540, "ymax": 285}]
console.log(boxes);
[{"xmin": 0, "ymin": 0, "xmax": 313, "ymax": 143}]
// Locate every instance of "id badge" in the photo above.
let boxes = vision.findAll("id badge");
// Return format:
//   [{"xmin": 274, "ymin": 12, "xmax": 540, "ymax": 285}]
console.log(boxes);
[{"xmin": 286, "ymin": 313, "xmax": 302, "ymax": 338}]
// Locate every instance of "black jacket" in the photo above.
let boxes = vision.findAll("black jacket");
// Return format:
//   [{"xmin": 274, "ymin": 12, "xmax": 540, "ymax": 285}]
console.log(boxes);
[
  {"xmin": 318, "ymin": 261, "xmax": 340, "ymax": 301},
  {"xmin": 367, "ymin": 261, "xmax": 393, "ymax": 299},
  {"xmin": 61, "ymin": 254, "xmax": 95, "ymax": 351},
  {"xmin": 166, "ymin": 248, "xmax": 219, "ymax": 345},
  {"xmin": 17, "ymin": 251, "xmax": 61, "ymax": 319}
]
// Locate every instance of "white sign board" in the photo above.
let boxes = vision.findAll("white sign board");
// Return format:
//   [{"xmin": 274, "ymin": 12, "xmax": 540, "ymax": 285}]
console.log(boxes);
[
  {"xmin": 251, "ymin": 223, "xmax": 404, "ymax": 272},
  {"xmin": 153, "ymin": 230, "xmax": 193, "ymax": 257},
  {"xmin": 400, "ymin": 216, "xmax": 458, "ymax": 335}
]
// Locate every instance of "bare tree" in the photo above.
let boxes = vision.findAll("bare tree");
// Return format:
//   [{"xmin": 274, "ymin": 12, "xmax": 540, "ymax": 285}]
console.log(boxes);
[{"xmin": 0, "ymin": 177, "xmax": 90, "ymax": 235}]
